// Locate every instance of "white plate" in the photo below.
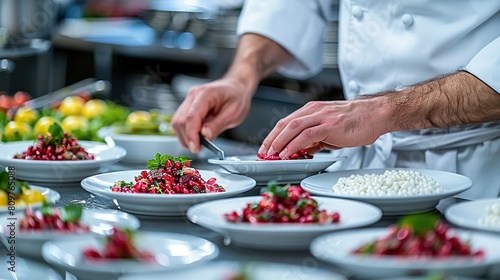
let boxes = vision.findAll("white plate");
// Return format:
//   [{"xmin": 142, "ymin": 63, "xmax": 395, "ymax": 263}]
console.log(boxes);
[
  {"xmin": 0, "ymin": 185, "xmax": 60, "ymax": 214},
  {"xmin": 81, "ymin": 169, "xmax": 257, "ymax": 216},
  {"xmin": 118, "ymin": 260, "xmax": 347, "ymax": 280},
  {"xmin": 42, "ymin": 231, "xmax": 219, "ymax": 280},
  {"xmin": 310, "ymin": 228, "xmax": 500, "ymax": 279},
  {"xmin": 0, "ymin": 208, "xmax": 140, "ymax": 259},
  {"xmin": 98, "ymin": 126, "xmax": 211, "ymax": 164},
  {"xmin": 187, "ymin": 196, "xmax": 382, "ymax": 250},
  {"xmin": 301, "ymin": 168, "xmax": 471, "ymax": 215},
  {"xmin": 208, "ymin": 154, "xmax": 346, "ymax": 185},
  {"xmin": 0, "ymin": 256, "xmax": 63, "ymax": 280},
  {"xmin": 445, "ymin": 198, "xmax": 500, "ymax": 233},
  {"xmin": 0, "ymin": 141, "xmax": 127, "ymax": 182}
]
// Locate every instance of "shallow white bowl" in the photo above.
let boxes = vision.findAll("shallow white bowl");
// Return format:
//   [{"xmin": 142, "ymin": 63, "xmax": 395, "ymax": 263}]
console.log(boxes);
[
  {"xmin": 0, "ymin": 141, "xmax": 126, "ymax": 182},
  {"xmin": 42, "ymin": 231, "xmax": 219, "ymax": 280},
  {"xmin": 310, "ymin": 228, "xmax": 500, "ymax": 279},
  {"xmin": 0, "ymin": 208, "xmax": 140, "ymax": 259},
  {"xmin": 301, "ymin": 168, "xmax": 472, "ymax": 215},
  {"xmin": 0, "ymin": 185, "xmax": 60, "ymax": 214},
  {"xmin": 81, "ymin": 169, "xmax": 257, "ymax": 216},
  {"xmin": 187, "ymin": 196, "xmax": 382, "ymax": 250},
  {"xmin": 118, "ymin": 260, "xmax": 348, "ymax": 280},
  {"xmin": 208, "ymin": 154, "xmax": 346, "ymax": 185}
]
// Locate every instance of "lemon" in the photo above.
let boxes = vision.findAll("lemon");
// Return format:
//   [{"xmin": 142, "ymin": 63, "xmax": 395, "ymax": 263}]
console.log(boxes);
[
  {"xmin": 125, "ymin": 111, "xmax": 156, "ymax": 130},
  {"xmin": 0, "ymin": 191, "xmax": 7, "ymax": 206},
  {"xmin": 62, "ymin": 115, "xmax": 89, "ymax": 132},
  {"xmin": 20, "ymin": 189, "xmax": 45, "ymax": 204},
  {"xmin": 82, "ymin": 99, "xmax": 108, "ymax": 119},
  {"xmin": 58, "ymin": 96, "xmax": 86, "ymax": 117},
  {"xmin": 4, "ymin": 121, "xmax": 32, "ymax": 139},
  {"xmin": 14, "ymin": 199, "xmax": 26, "ymax": 208},
  {"xmin": 34, "ymin": 116, "xmax": 59, "ymax": 136},
  {"xmin": 14, "ymin": 107, "xmax": 39, "ymax": 125}
]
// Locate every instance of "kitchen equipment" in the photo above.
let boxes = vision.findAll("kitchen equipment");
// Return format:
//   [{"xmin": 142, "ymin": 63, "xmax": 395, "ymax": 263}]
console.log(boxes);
[
  {"xmin": 200, "ymin": 132, "xmax": 225, "ymax": 160},
  {"xmin": 22, "ymin": 78, "xmax": 110, "ymax": 109},
  {"xmin": 0, "ymin": 0, "xmax": 59, "ymax": 48}
]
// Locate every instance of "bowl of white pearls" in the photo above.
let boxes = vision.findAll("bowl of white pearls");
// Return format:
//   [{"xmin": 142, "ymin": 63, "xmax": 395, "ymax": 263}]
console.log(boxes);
[{"xmin": 300, "ymin": 168, "xmax": 472, "ymax": 215}]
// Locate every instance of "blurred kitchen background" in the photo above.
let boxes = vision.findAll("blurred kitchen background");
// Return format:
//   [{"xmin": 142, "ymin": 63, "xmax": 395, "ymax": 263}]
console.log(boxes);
[{"xmin": 0, "ymin": 0, "xmax": 343, "ymax": 145}]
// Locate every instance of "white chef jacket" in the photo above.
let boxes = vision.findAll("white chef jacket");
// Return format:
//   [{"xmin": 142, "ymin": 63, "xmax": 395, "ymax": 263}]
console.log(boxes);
[{"xmin": 237, "ymin": 0, "xmax": 500, "ymax": 199}]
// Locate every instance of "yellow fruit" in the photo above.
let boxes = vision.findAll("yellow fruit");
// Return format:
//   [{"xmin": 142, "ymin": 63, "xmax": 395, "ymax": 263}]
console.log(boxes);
[
  {"xmin": 58, "ymin": 96, "xmax": 86, "ymax": 117},
  {"xmin": 14, "ymin": 107, "xmax": 39, "ymax": 124},
  {"xmin": 62, "ymin": 115, "xmax": 89, "ymax": 132},
  {"xmin": 82, "ymin": 99, "xmax": 108, "ymax": 119},
  {"xmin": 125, "ymin": 111, "xmax": 155, "ymax": 130},
  {"xmin": 14, "ymin": 199, "xmax": 26, "ymax": 208},
  {"xmin": 0, "ymin": 191, "xmax": 7, "ymax": 206},
  {"xmin": 20, "ymin": 189, "xmax": 45, "ymax": 204},
  {"xmin": 34, "ymin": 116, "xmax": 59, "ymax": 136},
  {"xmin": 3, "ymin": 121, "xmax": 32, "ymax": 138}
]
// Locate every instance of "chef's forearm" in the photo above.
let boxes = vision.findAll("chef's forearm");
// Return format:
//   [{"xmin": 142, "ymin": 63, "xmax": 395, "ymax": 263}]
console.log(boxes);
[
  {"xmin": 223, "ymin": 33, "xmax": 293, "ymax": 96},
  {"xmin": 380, "ymin": 71, "xmax": 500, "ymax": 132}
]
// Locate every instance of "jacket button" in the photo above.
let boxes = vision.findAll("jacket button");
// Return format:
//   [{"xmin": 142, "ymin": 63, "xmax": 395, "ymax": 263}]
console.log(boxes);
[
  {"xmin": 402, "ymin": 14, "xmax": 414, "ymax": 27},
  {"xmin": 348, "ymin": 80, "xmax": 360, "ymax": 94},
  {"xmin": 352, "ymin": 6, "xmax": 363, "ymax": 20}
]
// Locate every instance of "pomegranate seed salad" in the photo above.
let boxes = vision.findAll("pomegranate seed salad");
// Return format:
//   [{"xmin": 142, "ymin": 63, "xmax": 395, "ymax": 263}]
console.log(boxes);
[
  {"xmin": 13, "ymin": 123, "xmax": 94, "ymax": 160},
  {"xmin": 257, "ymin": 148, "xmax": 313, "ymax": 160},
  {"xmin": 83, "ymin": 227, "xmax": 154, "ymax": 262},
  {"xmin": 19, "ymin": 204, "xmax": 89, "ymax": 232},
  {"xmin": 224, "ymin": 183, "xmax": 340, "ymax": 224},
  {"xmin": 111, "ymin": 153, "xmax": 226, "ymax": 194},
  {"xmin": 353, "ymin": 213, "xmax": 485, "ymax": 258}
]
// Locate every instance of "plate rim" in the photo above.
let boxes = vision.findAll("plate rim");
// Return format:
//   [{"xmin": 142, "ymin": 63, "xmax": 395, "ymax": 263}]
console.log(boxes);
[
  {"xmin": 310, "ymin": 227, "xmax": 500, "ymax": 270},
  {"xmin": 42, "ymin": 231, "xmax": 220, "ymax": 274},
  {"xmin": 0, "ymin": 140, "xmax": 127, "ymax": 166},
  {"xmin": 300, "ymin": 168, "xmax": 472, "ymax": 201},
  {"xmin": 0, "ymin": 185, "xmax": 60, "ymax": 214},
  {"xmin": 80, "ymin": 169, "xmax": 257, "ymax": 201},
  {"xmin": 187, "ymin": 195, "xmax": 383, "ymax": 233},
  {"xmin": 445, "ymin": 198, "xmax": 500, "ymax": 233}
]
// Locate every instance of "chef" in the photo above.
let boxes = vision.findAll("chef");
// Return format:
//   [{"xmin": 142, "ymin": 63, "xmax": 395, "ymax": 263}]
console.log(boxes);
[{"xmin": 171, "ymin": 0, "xmax": 500, "ymax": 200}]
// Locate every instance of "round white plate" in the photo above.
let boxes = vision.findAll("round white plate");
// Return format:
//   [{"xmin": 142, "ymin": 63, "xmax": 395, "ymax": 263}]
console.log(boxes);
[
  {"xmin": 208, "ymin": 154, "xmax": 346, "ymax": 185},
  {"xmin": 0, "ymin": 185, "xmax": 60, "ymax": 214},
  {"xmin": 310, "ymin": 228, "xmax": 500, "ymax": 279},
  {"xmin": 118, "ymin": 260, "xmax": 347, "ymax": 280},
  {"xmin": 0, "ymin": 256, "xmax": 63, "ymax": 280},
  {"xmin": 187, "ymin": 196, "xmax": 382, "ymax": 250},
  {"xmin": 42, "ymin": 231, "xmax": 219, "ymax": 280},
  {"xmin": 300, "ymin": 168, "xmax": 471, "ymax": 215},
  {"xmin": 0, "ymin": 208, "xmax": 140, "ymax": 259},
  {"xmin": 445, "ymin": 198, "xmax": 500, "ymax": 233},
  {"xmin": 98, "ymin": 126, "xmax": 211, "ymax": 164},
  {"xmin": 0, "ymin": 141, "xmax": 127, "ymax": 182},
  {"xmin": 81, "ymin": 169, "xmax": 257, "ymax": 216}
]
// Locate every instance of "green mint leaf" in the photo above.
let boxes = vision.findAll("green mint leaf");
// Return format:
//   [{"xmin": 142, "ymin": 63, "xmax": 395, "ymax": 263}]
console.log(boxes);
[
  {"xmin": 0, "ymin": 171, "xmax": 8, "ymax": 192},
  {"xmin": 41, "ymin": 202, "xmax": 54, "ymax": 216},
  {"xmin": 48, "ymin": 122, "xmax": 64, "ymax": 144},
  {"xmin": 398, "ymin": 213, "xmax": 440, "ymax": 236},
  {"xmin": 60, "ymin": 204, "xmax": 83, "ymax": 223}
]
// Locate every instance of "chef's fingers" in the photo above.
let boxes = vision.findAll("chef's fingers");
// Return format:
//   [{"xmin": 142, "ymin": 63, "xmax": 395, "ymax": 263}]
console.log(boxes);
[
  {"xmin": 277, "ymin": 124, "xmax": 331, "ymax": 159},
  {"xmin": 259, "ymin": 101, "xmax": 326, "ymax": 154},
  {"xmin": 172, "ymin": 86, "xmax": 211, "ymax": 153},
  {"xmin": 303, "ymin": 142, "xmax": 342, "ymax": 155},
  {"xmin": 264, "ymin": 114, "xmax": 323, "ymax": 157}
]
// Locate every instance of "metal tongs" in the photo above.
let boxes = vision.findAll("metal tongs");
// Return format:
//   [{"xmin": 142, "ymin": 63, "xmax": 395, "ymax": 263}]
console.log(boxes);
[
  {"xmin": 199, "ymin": 133, "xmax": 225, "ymax": 160},
  {"xmin": 22, "ymin": 78, "xmax": 110, "ymax": 109}
]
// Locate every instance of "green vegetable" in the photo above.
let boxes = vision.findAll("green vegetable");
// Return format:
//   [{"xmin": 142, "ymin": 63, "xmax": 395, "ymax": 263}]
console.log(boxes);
[
  {"xmin": 397, "ymin": 213, "xmax": 440, "ymax": 236},
  {"xmin": 146, "ymin": 153, "xmax": 191, "ymax": 170}
]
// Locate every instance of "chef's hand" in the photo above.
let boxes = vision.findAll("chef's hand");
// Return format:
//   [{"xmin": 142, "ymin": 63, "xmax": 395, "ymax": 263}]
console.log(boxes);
[
  {"xmin": 258, "ymin": 98, "xmax": 389, "ymax": 158},
  {"xmin": 171, "ymin": 77, "xmax": 253, "ymax": 153}
]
